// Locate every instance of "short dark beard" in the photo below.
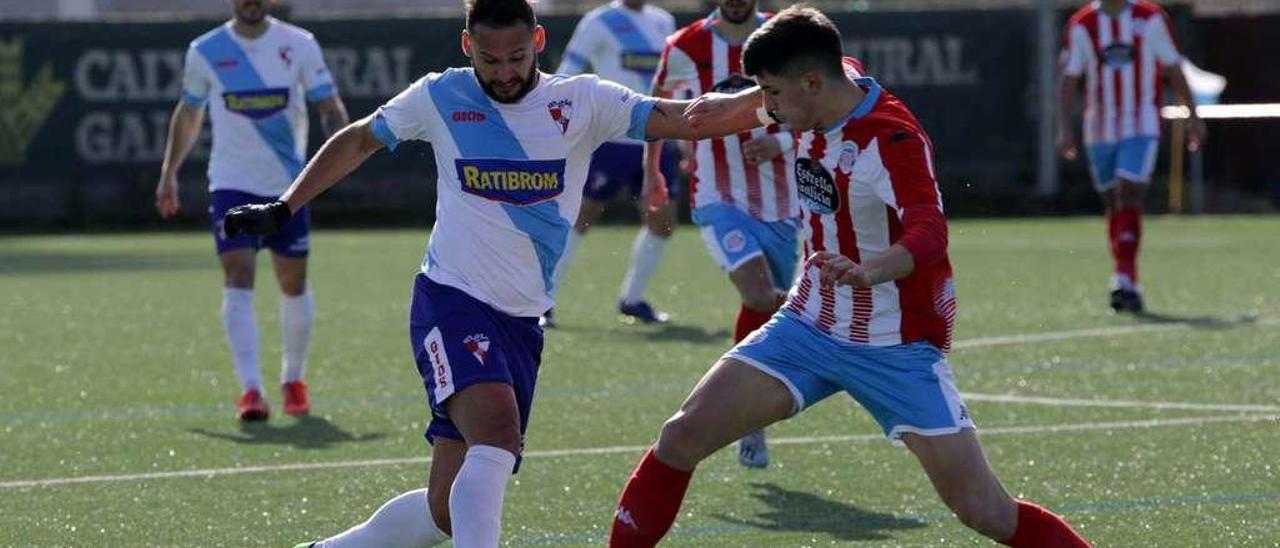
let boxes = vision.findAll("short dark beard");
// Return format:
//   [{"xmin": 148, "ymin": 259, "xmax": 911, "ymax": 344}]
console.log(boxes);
[
  {"xmin": 235, "ymin": 3, "xmax": 267, "ymax": 25},
  {"xmin": 479, "ymin": 60, "xmax": 540, "ymax": 104}
]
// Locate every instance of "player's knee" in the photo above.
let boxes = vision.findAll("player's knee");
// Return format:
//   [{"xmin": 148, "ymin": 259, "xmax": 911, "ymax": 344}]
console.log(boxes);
[
  {"xmin": 655, "ymin": 412, "xmax": 711, "ymax": 468},
  {"xmin": 223, "ymin": 267, "xmax": 254, "ymax": 288},
  {"xmin": 278, "ymin": 274, "xmax": 307, "ymax": 296}
]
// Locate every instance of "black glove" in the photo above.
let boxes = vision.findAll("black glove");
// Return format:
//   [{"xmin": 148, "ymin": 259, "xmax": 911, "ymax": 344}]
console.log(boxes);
[{"xmin": 223, "ymin": 201, "xmax": 291, "ymax": 238}]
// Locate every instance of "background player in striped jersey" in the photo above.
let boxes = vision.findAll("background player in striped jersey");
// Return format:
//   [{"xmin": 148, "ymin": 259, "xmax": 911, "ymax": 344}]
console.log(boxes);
[
  {"xmin": 221, "ymin": 0, "xmax": 776, "ymax": 545},
  {"xmin": 1058, "ymin": 0, "xmax": 1204, "ymax": 313},
  {"xmin": 551, "ymin": 0, "xmax": 680, "ymax": 327},
  {"xmin": 646, "ymin": 0, "xmax": 800, "ymax": 468},
  {"xmin": 155, "ymin": 0, "xmax": 349, "ymax": 421},
  {"xmin": 609, "ymin": 7, "xmax": 1091, "ymax": 547}
]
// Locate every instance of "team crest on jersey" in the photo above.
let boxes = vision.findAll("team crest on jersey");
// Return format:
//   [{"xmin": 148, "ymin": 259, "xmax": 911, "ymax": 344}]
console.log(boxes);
[
  {"xmin": 837, "ymin": 142, "xmax": 859, "ymax": 173},
  {"xmin": 222, "ymin": 88, "xmax": 290, "ymax": 119},
  {"xmin": 463, "ymin": 333, "xmax": 491, "ymax": 365},
  {"xmin": 795, "ymin": 158, "xmax": 839, "ymax": 214},
  {"xmin": 1102, "ymin": 43, "xmax": 1135, "ymax": 68},
  {"xmin": 279, "ymin": 46, "xmax": 294, "ymax": 68},
  {"xmin": 548, "ymin": 99, "xmax": 573, "ymax": 134},
  {"xmin": 712, "ymin": 73, "xmax": 757, "ymax": 94}
]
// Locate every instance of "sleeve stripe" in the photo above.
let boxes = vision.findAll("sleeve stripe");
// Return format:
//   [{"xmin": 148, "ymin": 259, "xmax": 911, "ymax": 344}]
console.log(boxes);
[
  {"xmin": 305, "ymin": 83, "xmax": 336, "ymax": 102},
  {"xmin": 181, "ymin": 91, "xmax": 207, "ymax": 107},
  {"xmin": 370, "ymin": 112, "xmax": 400, "ymax": 151},
  {"xmin": 627, "ymin": 97, "xmax": 659, "ymax": 141}
]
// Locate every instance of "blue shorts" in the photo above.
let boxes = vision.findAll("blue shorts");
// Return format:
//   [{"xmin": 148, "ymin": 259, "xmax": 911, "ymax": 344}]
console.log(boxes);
[
  {"xmin": 583, "ymin": 141, "xmax": 681, "ymax": 202},
  {"xmin": 210, "ymin": 189, "xmax": 311, "ymax": 257},
  {"xmin": 1086, "ymin": 136, "xmax": 1159, "ymax": 191},
  {"xmin": 692, "ymin": 203, "xmax": 800, "ymax": 291},
  {"xmin": 726, "ymin": 311, "xmax": 975, "ymax": 445},
  {"xmin": 409, "ymin": 275, "xmax": 542, "ymax": 469}
]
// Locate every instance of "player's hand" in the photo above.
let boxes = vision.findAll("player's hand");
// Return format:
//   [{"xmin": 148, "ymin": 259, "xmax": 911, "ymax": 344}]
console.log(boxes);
[
  {"xmin": 642, "ymin": 169, "xmax": 669, "ymax": 214},
  {"xmin": 684, "ymin": 92, "xmax": 742, "ymax": 130},
  {"xmin": 223, "ymin": 201, "xmax": 291, "ymax": 238},
  {"xmin": 1057, "ymin": 127, "xmax": 1079, "ymax": 161},
  {"xmin": 808, "ymin": 251, "xmax": 874, "ymax": 288},
  {"xmin": 1187, "ymin": 117, "xmax": 1207, "ymax": 152},
  {"xmin": 155, "ymin": 178, "xmax": 180, "ymax": 218},
  {"xmin": 742, "ymin": 135, "xmax": 783, "ymax": 165}
]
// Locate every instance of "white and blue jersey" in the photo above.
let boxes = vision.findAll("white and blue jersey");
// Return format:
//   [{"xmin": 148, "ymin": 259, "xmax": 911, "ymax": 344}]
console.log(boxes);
[
  {"xmin": 557, "ymin": 0, "xmax": 675, "ymax": 96},
  {"xmin": 182, "ymin": 17, "xmax": 336, "ymax": 196},
  {"xmin": 371, "ymin": 69, "xmax": 657, "ymax": 317}
]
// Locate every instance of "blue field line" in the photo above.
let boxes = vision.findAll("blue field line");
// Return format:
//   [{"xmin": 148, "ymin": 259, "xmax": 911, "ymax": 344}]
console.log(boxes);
[{"xmin": 515, "ymin": 492, "xmax": 1280, "ymax": 545}]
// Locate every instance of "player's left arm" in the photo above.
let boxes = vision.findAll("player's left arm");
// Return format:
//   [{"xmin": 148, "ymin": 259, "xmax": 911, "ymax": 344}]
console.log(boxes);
[
  {"xmin": 643, "ymin": 86, "xmax": 768, "ymax": 141},
  {"xmin": 1151, "ymin": 11, "xmax": 1205, "ymax": 151},
  {"xmin": 817, "ymin": 129, "xmax": 946, "ymax": 289}
]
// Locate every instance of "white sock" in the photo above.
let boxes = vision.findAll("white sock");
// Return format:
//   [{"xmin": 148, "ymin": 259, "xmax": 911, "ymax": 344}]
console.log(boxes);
[
  {"xmin": 549, "ymin": 229, "xmax": 582, "ymax": 300},
  {"xmin": 316, "ymin": 488, "xmax": 448, "ymax": 548},
  {"xmin": 620, "ymin": 229, "xmax": 668, "ymax": 305},
  {"xmin": 221, "ymin": 287, "xmax": 261, "ymax": 392},
  {"xmin": 449, "ymin": 445, "xmax": 516, "ymax": 548},
  {"xmin": 280, "ymin": 290, "xmax": 314, "ymax": 384}
]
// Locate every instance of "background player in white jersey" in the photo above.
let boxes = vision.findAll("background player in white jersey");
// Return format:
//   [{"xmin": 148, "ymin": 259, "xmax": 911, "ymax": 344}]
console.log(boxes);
[
  {"xmin": 154, "ymin": 0, "xmax": 348, "ymax": 421},
  {"xmin": 221, "ymin": 0, "xmax": 772, "ymax": 545},
  {"xmin": 551, "ymin": 0, "xmax": 679, "ymax": 327},
  {"xmin": 646, "ymin": 0, "xmax": 799, "ymax": 468},
  {"xmin": 1058, "ymin": 0, "xmax": 1204, "ymax": 313},
  {"xmin": 609, "ymin": 7, "xmax": 1091, "ymax": 547}
]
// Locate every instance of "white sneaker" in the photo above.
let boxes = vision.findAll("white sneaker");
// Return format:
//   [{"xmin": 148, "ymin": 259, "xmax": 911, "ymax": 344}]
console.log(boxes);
[{"xmin": 737, "ymin": 429, "xmax": 770, "ymax": 469}]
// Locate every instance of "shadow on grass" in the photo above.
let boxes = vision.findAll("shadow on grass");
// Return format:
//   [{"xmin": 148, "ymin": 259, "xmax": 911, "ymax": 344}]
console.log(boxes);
[
  {"xmin": 713, "ymin": 482, "xmax": 929, "ymax": 542},
  {"xmin": 188, "ymin": 415, "xmax": 385, "ymax": 450},
  {"xmin": 1130, "ymin": 311, "xmax": 1260, "ymax": 330},
  {"xmin": 0, "ymin": 250, "xmax": 211, "ymax": 275},
  {"xmin": 558, "ymin": 322, "xmax": 730, "ymax": 344}
]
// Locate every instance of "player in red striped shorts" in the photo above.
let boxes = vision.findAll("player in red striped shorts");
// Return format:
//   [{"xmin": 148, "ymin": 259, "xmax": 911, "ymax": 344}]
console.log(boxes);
[
  {"xmin": 609, "ymin": 6, "xmax": 1091, "ymax": 547},
  {"xmin": 1059, "ymin": 0, "xmax": 1204, "ymax": 313}
]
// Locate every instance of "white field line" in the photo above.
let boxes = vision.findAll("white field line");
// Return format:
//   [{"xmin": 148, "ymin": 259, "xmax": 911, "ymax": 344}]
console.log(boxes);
[
  {"xmin": 964, "ymin": 393, "xmax": 1280, "ymax": 413},
  {"xmin": 3, "ymin": 413, "xmax": 1275, "ymax": 490},
  {"xmin": 953, "ymin": 317, "xmax": 1274, "ymax": 350}
]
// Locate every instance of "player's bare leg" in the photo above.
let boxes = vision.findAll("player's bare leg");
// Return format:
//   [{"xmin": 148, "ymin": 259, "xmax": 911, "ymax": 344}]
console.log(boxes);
[
  {"xmin": 727, "ymin": 255, "xmax": 784, "ymax": 468},
  {"xmin": 443, "ymin": 382, "xmax": 523, "ymax": 547},
  {"xmin": 271, "ymin": 253, "xmax": 314, "ymax": 414},
  {"xmin": 618, "ymin": 200, "xmax": 675, "ymax": 324},
  {"xmin": 219, "ymin": 249, "xmax": 267, "ymax": 421},
  {"xmin": 426, "ymin": 438, "xmax": 468, "ymax": 535},
  {"xmin": 610, "ymin": 358, "xmax": 793, "ymax": 546},
  {"xmin": 903, "ymin": 430, "xmax": 1090, "ymax": 546}
]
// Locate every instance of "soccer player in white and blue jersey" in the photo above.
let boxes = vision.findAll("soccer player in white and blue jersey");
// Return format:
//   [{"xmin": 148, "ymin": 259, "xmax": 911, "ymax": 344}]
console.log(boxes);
[
  {"xmin": 155, "ymin": 0, "xmax": 348, "ymax": 422},
  {"xmin": 222, "ymin": 0, "xmax": 768, "ymax": 546},
  {"xmin": 552, "ymin": 0, "xmax": 680, "ymax": 327}
]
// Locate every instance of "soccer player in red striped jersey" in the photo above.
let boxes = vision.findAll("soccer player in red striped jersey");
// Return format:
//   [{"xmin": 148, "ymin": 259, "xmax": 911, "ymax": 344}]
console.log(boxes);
[
  {"xmin": 609, "ymin": 7, "xmax": 1091, "ymax": 547},
  {"xmin": 1059, "ymin": 0, "xmax": 1205, "ymax": 313},
  {"xmin": 644, "ymin": 0, "xmax": 808, "ymax": 468}
]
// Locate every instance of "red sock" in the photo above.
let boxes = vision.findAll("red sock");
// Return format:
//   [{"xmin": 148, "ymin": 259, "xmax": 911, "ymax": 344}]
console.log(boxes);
[
  {"xmin": 1114, "ymin": 207, "xmax": 1142, "ymax": 284},
  {"xmin": 1105, "ymin": 210, "xmax": 1120, "ymax": 271},
  {"xmin": 1001, "ymin": 500, "xmax": 1091, "ymax": 548},
  {"xmin": 608, "ymin": 448, "xmax": 693, "ymax": 548},
  {"xmin": 734, "ymin": 304, "xmax": 775, "ymax": 343}
]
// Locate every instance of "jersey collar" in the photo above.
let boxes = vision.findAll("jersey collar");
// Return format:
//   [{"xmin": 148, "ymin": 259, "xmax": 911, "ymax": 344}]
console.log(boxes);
[{"xmin": 821, "ymin": 77, "xmax": 882, "ymax": 134}]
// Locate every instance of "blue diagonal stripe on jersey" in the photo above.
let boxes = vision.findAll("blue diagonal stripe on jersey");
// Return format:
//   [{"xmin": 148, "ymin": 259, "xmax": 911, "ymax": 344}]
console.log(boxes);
[
  {"xmin": 196, "ymin": 28, "xmax": 304, "ymax": 179},
  {"xmin": 427, "ymin": 68, "xmax": 570, "ymax": 297},
  {"xmin": 599, "ymin": 8, "xmax": 659, "ymax": 80}
]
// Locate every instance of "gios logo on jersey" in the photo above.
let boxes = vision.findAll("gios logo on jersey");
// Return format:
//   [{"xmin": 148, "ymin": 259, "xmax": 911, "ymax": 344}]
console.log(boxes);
[
  {"xmin": 222, "ymin": 88, "xmax": 290, "ymax": 119},
  {"xmin": 455, "ymin": 158, "xmax": 568, "ymax": 205},
  {"xmin": 795, "ymin": 158, "xmax": 840, "ymax": 214}
]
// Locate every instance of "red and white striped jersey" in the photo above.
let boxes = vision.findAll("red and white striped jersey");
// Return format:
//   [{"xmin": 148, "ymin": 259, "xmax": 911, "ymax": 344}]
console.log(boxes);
[
  {"xmin": 1062, "ymin": 0, "xmax": 1182, "ymax": 144},
  {"xmin": 784, "ymin": 76, "xmax": 956, "ymax": 352},
  {"xmin": 654, "ymin": 12, "xmax": 799, "ymax": 222}
]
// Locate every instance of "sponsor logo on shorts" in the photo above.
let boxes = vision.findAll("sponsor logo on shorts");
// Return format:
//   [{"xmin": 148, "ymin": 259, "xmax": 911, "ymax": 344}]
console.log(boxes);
[
  {"xmin": 721, "ymin": 229, "xmax": 746, "ymax": 254},
  {"xmin": 455, "ymin": 158, "xmax": 567, "ymax": 205},
  {"xmin": 424, "ymin": 327, "xmax": 455, "ymax": 403},
  {"xmin": 463, "ymin": 333, "xmax": 490, "ymax": 365}
]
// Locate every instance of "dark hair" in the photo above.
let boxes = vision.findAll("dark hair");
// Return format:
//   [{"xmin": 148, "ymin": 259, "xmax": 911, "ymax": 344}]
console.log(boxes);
[
  {"xmin": 743, "ymin": 5, "xmax": 845, "ymax": 78},
  {"xmin": 465, "ymin": 0, "xmax": 537, "ymax": 31}
]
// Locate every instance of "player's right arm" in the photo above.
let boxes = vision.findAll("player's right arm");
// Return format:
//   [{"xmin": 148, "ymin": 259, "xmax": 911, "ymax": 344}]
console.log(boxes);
[
  {"xmin": 156, "ymin": 45, "xmax": 210, "ymax": 218},
  {"xmin": 1058, "ymin": 21, "xmax": 1090, "ymax": 161}
]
